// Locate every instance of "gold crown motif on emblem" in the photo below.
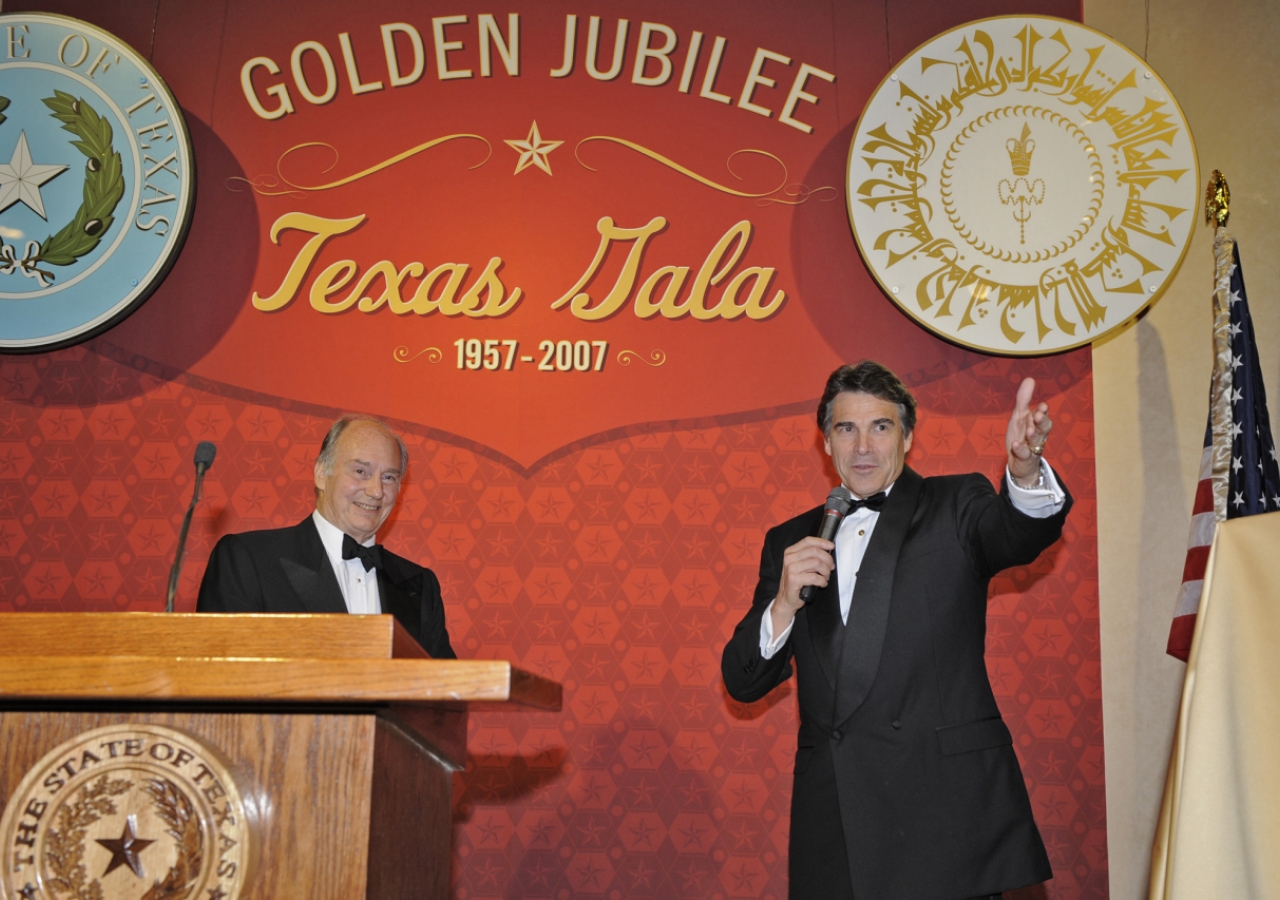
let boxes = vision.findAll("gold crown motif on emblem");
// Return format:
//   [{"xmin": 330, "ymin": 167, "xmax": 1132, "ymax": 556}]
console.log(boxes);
[{"xmin": 1005, "ymin": 123, "xmax": 1035, "ymax": 176}]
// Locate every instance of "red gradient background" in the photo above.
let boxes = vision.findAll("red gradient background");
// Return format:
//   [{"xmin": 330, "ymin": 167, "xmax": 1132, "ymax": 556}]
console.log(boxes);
[{"xmin": 0, "ymin": 1, "xmax": 1103, "ymax": 897}]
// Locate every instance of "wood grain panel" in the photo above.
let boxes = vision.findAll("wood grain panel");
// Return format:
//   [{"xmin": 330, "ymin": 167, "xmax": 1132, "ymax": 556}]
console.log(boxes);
[
  {"xmin": 366, "ymin": 717, "xmax": 455, "ymax": 900},
  {"xmin": 390, "ymin": 621, "xmax": 430, "ymax": 660},
  {"xmin": 0, "ymin": 613, "xmax": 404, "ymax": 659},
  {"xmin": 0, "ymin": 615, "xmax": 561, "ymax": 896},
  {"xmin": 0, "ymin": 710, "xmax": 377, "ymax": 900},
  {"xmin": 0, "ymin": 658, "xmax": 560, "ymax": 708},
  {"xmin": 382, "ymin": 705, "xmax": 468, "ymax": 772}
]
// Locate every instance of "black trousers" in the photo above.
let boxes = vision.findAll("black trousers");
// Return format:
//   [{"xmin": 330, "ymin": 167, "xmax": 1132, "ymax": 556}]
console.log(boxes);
[{"xmin": 788, "ymin": 763, "xmax": 1007, "ymax": 900}]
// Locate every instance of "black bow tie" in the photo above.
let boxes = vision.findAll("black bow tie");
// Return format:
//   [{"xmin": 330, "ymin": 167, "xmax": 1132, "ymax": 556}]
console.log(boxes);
[
  {"xmin": 848, "ymin": 491, "xmax": 887, "ymax": 512},
  {"xmin": 341, "ymin": 534, "xmax": 382, "ymax": 571}
]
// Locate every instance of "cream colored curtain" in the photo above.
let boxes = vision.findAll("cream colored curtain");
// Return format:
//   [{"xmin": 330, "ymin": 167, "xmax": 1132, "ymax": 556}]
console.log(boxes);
[{"xmin": 1150, "ymin": 512, "xmax": 1280, "ymax": 898}]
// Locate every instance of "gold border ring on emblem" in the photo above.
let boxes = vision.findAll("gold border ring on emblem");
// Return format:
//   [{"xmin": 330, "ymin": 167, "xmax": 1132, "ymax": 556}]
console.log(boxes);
[
  {"xmin": 0, "ymin": 724, "xmax": 257, "ymax": 900},
  {"xmin": 0, "ymin": 12, "xmax": 196, "ymax": 353},
  {"xmin": 845, "ymin": 15, "xmax": 1198, "ymax": 356}
]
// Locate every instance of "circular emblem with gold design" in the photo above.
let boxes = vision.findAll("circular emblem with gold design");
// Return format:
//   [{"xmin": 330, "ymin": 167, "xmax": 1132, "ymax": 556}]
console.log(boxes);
[
  {"xmin": 0, "ymin": 725, "xmax": 254, "ymax": 900},
  {"xmin": 846, "ymin": 15, "xmax": 1197, "ymax": 355}
]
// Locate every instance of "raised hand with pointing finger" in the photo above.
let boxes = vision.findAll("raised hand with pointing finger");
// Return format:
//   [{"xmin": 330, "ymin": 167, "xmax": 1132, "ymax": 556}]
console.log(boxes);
[{"xmin": 1007, "ymin": 377, "xmax": 1053, "ymax": 487}]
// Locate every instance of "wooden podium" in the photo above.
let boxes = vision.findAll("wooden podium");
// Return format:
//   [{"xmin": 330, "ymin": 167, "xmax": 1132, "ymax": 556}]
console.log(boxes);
[{"xmin": 0, "ymin": 613, "xmax": 561, "ymax": 900}]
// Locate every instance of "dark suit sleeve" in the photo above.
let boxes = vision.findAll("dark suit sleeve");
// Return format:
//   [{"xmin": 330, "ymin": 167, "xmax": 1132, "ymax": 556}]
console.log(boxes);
[
  {"xmin": 721, "ymin": 524, "xmax": 795, "ymax": 703},
  {"xmin": 197, "ymin": 534, "xmax": 267, "ymax": 613},
  {"xmin": 418, "ymin": 567, "xmax": 457, "ymax": 659},
  {"xmin": 959, "ymin": 468, "xmax": 1073, "ymax": 580}
]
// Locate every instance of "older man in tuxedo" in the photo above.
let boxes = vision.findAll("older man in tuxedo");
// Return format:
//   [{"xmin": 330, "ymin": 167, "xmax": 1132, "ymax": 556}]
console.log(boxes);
[
  {"xmin": 721, "ymin": 361, "xmax": 1068, "ymax": 900},
  {"xmin": 198, "ymin": 415, "xmax": 455, "ymax": 658}
]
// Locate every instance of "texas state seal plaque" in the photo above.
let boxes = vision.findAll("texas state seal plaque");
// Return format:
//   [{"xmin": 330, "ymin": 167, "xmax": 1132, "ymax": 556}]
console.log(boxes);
[
  {"xmin": 846, "ymin": 16, "xmax": 1197, "ymax": 355},
  {"xmin": 0, "ymin": 725, "xmax": 254, "ymax": 900},
  {"xmin": 0, "ymin": 13, "xmax": 195, "ymax": 353}
]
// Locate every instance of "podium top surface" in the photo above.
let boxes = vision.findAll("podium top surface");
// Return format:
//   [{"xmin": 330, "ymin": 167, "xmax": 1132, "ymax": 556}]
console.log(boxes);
[
  {"xmin": 0, "ymin": 613, "xmax": 560, "ymax": 710},
  {"xmin": 0, "ymin": 611, "xmax": 426, "ymax": 659}
]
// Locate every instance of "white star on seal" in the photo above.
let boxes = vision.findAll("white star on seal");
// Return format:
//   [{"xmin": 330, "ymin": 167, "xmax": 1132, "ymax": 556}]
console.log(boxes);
[
  {"xmin": 504, "ymin": 121, "xmax": 562, "ymax": 175},
  {"xmin": 0, "ymin": 132, "xmax": 68, "ymax": 220}
]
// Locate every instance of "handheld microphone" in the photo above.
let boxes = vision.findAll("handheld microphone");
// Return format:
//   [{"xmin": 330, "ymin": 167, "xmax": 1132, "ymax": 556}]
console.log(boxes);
[
  {"xmin": 799, "ymin": 486, "xmax": 853, "ymax": 602},
  {"xmin": 166, "ymin": 442, "xmax": 217, "ymax": 612}
]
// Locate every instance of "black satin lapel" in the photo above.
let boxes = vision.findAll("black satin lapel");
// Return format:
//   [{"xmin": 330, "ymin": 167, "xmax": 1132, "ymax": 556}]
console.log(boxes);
[
  {"xmin": 280, "ymin": 519, "xmax": 347, "ymax": 614},
  {"xmin": 833, "ymin": 467, "xmax": 923, "ymax": 727},
  {"xmin": 280, "ymin": 557, "xmax": 347, "ymax": 613},
  {"xmin": 804, "ymin": 560, "xmax": 841, "ymax": 688},
  {"xmin": 377, "ymin": 568, "xmax": 421, "ymax": 642}
]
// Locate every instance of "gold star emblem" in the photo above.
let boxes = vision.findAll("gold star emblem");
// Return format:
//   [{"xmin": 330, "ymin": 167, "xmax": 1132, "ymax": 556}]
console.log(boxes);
[{"xmin": 504, "ymin": 121, "xmax": 562, "ymax": 175}]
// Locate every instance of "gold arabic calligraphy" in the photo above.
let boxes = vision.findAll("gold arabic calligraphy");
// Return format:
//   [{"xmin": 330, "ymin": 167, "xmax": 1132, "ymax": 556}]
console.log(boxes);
[{"xmin": 854, "ymin": 23, "xmax": 1191, "ymax": 348}]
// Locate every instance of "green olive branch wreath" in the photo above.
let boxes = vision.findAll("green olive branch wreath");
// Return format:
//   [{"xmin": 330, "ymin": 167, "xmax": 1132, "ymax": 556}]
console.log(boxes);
[
  {"xmin": 35, "ymin": 90, "xmax": 126, "ymax": 268},
  {"xmin": 0, "ymin": 92, "xmax": 127, "ymax": 286}
]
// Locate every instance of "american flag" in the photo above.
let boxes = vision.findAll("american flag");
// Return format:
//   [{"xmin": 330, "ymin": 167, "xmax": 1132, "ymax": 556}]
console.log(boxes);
[{"xmin": 1168, "ymin": 231, "xmax": 1280, "ymax": 660}]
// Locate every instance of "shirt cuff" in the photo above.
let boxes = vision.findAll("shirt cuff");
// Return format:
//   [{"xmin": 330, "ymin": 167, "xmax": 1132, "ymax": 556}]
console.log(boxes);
[
  {"xmin": 759, "ymin": 598, "xmax": 795, "ymax": 659},
  {"xmin": 1006, "ymin": 460, "xmax": 1066, "ymax": 518}
]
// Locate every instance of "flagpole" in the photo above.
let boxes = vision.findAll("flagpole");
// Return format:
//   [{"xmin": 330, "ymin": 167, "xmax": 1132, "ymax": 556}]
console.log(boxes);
[
  {"xmin": 1150, "ymin": 171, "xmax": 1232, "ymax": 896},
  {"xmin": 1154, "ymin": 170, "xmax": 1280, "ymax": 895}
]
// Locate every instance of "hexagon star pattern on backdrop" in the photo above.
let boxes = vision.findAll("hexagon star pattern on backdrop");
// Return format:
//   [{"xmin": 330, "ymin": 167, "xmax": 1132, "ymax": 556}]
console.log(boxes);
[{"xmin": 0, "ymin": 343, "xmax": 1104, "ymax": 900}]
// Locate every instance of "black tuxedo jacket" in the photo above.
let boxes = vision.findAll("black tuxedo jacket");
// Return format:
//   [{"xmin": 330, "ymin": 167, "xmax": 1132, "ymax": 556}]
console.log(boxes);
[
  {"xmin": 721, "ymin": 467, "xmax": 1070, "ymax": 900},
  {"xmin": 197, "ymin": 517, "xmax": 456, "ymax": 659}
]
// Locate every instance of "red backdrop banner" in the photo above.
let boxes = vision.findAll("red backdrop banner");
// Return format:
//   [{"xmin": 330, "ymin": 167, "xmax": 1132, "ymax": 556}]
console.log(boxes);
[{"xmin": 0, "ymin": 1, "xmax": 1104, "ymax": 898}]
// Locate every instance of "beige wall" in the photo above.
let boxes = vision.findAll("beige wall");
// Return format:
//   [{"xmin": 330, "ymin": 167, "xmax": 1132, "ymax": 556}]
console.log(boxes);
[{"xmin": 1083, "ymin": 0, "xmax": 1280, "ymax": 896}]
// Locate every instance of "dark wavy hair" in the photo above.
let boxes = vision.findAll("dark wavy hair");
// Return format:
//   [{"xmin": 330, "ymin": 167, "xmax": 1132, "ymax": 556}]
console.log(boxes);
[{"xmin": 816, "ymin": 361, "xmax": 917, "ymax": 436}]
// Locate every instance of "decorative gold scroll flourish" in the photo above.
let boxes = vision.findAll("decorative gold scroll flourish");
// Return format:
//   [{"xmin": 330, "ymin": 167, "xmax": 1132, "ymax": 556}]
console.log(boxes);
[
  {"xmin": 393, "ymin": 345, "xmax": 443, "ymax": 364},
  {"xmin": 616, "ymin": 349, "xmax": 666, "ymax": 367},
  {"xmin": 228, "ymin": 135, "xmax": 492, "ymax": 197},
  {"xmin": 576, "ymin": 137, "xmax": 834, "ymax": 206},
  {"xmin": 765, "ymin": 183, "xmax": 839, "ymax": 206}
]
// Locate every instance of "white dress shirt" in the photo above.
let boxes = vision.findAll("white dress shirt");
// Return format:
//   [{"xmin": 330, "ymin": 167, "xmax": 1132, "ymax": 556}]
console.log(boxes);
[
  {"xmin": 759, "ymin": 461, "xmax": 1065, "ymax": 657},
  {"xmin": 312, "ymin": 511, "xmax": 382, "ymax": 615}
]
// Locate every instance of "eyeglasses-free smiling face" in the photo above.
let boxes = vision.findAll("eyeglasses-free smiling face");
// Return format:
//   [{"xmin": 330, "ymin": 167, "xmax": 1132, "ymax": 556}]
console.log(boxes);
[
  {"xmin": 823, "ymin": 391, "xmax": 913, "ymax": 499},
  {"xmin": 313, "ymin": 420, "xmax": 403, "ymax": 543}
]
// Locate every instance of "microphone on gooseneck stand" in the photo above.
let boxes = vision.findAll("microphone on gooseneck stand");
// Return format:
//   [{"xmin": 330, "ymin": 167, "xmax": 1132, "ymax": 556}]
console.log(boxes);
[
  {"xmin": 799, "ymin": 486, "xmax": 853, "ymax": 603},
  {"xmin": 166, "ymin": 441, "xmax": 217, "ymax": 613}
]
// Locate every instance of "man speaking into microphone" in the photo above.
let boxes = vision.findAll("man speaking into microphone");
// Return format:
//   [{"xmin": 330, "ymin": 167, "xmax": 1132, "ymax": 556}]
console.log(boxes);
[
  {"xmin": 721, "ymin": 361, "xmax": 1067, "ymax": 900},
  {"xmin": 198, "ymin": 415, "xmax": 455, "ymax": 659}
]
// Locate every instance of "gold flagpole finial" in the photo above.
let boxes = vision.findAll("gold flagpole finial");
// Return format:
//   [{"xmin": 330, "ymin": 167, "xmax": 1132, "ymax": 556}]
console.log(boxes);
[{"xmin": 1205, "ymin": 170, "xmax": 1230, "ymax": 228}]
